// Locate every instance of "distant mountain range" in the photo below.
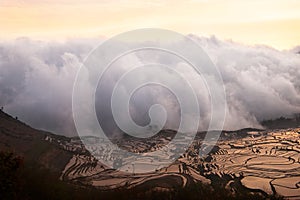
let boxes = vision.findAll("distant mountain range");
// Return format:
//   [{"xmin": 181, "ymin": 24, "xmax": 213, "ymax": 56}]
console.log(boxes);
[{"xmin": 261, "ymin": 114, "xmax": 300, "ymax": 129}]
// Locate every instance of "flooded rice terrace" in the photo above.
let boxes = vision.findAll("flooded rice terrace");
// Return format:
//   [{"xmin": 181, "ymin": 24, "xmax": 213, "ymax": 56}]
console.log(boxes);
[{"xmin": 53, "ymin": 128, "xmax": 300, "ymax": 199}]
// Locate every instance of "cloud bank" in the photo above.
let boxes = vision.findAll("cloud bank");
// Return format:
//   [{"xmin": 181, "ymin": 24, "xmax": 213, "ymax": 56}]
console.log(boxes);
[{"xmin": 0, "ymin": 36, "xmax": 299, "ymax": 136}]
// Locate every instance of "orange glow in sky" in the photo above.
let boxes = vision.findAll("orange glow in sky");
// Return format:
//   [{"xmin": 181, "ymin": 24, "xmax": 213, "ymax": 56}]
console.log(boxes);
[{"xmin": 1, "ymin": 0, "xmax": 299, "ymax": 50}]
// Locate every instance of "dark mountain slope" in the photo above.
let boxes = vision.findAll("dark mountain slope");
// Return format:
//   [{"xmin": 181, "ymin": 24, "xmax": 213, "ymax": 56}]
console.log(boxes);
[{"xmin": 0, "ymin": 110, "xmax": 73, "ymax": 172}]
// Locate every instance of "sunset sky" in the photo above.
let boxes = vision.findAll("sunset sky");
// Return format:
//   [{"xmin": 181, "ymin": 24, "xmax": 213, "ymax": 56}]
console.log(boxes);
[{"xmin": 1, "ymin": 0, "xmax": 300, "ymax": 50}]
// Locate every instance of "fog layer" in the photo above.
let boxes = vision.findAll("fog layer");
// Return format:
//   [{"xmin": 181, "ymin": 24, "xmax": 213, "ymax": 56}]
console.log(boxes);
[{"xmin": 1, "ymin": 36, "xmax": 299, "ymax": 136}]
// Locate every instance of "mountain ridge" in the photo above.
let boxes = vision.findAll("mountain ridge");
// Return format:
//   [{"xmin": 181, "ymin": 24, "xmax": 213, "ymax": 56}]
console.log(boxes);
[{"xmin": 0, "ymin": 109, "xmax": 73, "ymax": 172}]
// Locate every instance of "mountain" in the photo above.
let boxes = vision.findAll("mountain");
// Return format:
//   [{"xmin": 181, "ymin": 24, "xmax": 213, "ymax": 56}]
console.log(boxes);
[
  {"xmin": 0, "ymin": 110, "xmax": 73, "ymax": 172},
  {"xmin": 0, "ymin": 109, "xmax": 298, "ymax": 199},
  {"xmin": 261, "ymin": 114, "xmax": 300, "ymax": 129}
]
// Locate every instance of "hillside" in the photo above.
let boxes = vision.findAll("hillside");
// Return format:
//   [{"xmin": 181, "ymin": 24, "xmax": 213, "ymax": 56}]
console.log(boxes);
[
  {"xmin": 0, "ymin": 110, "xmax": 73, "ymax": 172},
  {"xmin": 0, "ymin": 110, "xmax": 298, "ymax": 199}
]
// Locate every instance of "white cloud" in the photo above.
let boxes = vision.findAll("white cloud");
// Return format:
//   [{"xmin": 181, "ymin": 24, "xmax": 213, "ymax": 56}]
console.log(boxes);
[{"xmin": 0, "ymin": 36, "xmax": 299, "ymax": 136}]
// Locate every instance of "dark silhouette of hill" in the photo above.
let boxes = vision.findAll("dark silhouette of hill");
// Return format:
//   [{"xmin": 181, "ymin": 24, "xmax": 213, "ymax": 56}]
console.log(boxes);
[
  {"xmin": 0, "ymin": 110, "xmax": 73, "ymax": 172},
  {"xmin": 261, "ymin": 114, "xmax": 300, "ymax": 129}
]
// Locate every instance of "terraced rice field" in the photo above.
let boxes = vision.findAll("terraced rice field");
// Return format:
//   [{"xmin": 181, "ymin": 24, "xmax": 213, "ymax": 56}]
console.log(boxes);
[{"xmin": 57, "ymin": 128, "xmax": 300, "ymax": 199}]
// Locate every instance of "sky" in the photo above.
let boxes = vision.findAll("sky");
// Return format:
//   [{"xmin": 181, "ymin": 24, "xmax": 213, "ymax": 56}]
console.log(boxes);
[
  {"xmin": 0, "ymin": 0, "xmax": 300, "ymax": 50},
  {"xmin": 1, "ymin": 0, "xmax": 300, "ymax": 136}
]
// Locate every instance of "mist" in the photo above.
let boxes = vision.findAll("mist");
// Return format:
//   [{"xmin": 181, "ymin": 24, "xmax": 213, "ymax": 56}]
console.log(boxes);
[{"xmin": 1, "ymin": 36, "xmax": 300, "ymax": 136}]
